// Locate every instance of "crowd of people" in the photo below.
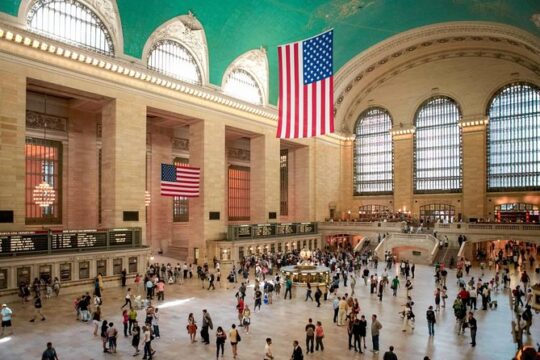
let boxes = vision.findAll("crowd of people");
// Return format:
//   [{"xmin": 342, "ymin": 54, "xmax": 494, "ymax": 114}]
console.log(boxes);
[{"xmin": 0, "ymin": 239, "xmax": 538, "ymax": 359}]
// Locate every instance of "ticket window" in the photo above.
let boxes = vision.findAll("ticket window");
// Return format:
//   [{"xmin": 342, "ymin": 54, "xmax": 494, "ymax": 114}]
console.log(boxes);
[
  {"xmin": 113, "ymin": 258, "xmax": 122, "ymax": 275},
  {"xmin": 79, "ymin": 261, "xmax": 90, "ymax": 279},
  {"xmin": 308, "ymin": 239, "xmax": 312, "ymax": 250},
  {"xmin": 17, "ymin": 267, "xmax": 31, "ymax": 286},
  {"xmin": 194, "ymin": 248, "xmax": 200, "ymax": 265},
  {"xmin": 128, "ymin": 257, "xmax": 138, "ymax": 273},
  {"xmin": 0, "ymin": 269, "xmax": 8, "ymax": 289},
  {"xmin": 39, "ymin": 265, "xmax": 52, "ymax": 283},
  {"xmin": 271, "ymin": 243, "xmax": 275, "ymax": 253},
  {"xmin": 313, "ymin": 239, "xmax": 318, "ymax": 249},
  {"xmin": 60, "ymin": 263, "xmax": 71, "ymax": 281},
  {"xmin": 96, "ymin": 260, "xmax": 107, "ymax": 276},
  {"xmin": 277, "ymin": 243, "xmax": 282, "ymax": 253},
  {"xmin": 220, "ymin": 248, "xmax": 231, "ymax": 261},
  {"xmin": 303, "ymin": 240, "xmax": 307, "ymax": 248},
  {"xmin": 238, "ymin": 247, "xmax": 245, "ymax": 260}
]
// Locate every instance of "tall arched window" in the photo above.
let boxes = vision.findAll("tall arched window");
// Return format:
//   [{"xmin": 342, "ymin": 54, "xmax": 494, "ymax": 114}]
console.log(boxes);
[
  {"xmin": 27, "ymin": 0, "xmax": 114, "ymax": 55},
  {"xmin": 414, "ymin": 96, "xmax": 462, "ymax": 193},
  {"xmin": 354, "ymin": 107, "xmax": 393, "ymax": 195},
  {"xmin": 223, "ymin": 69, "xmax": 263, "ymax": 105},
  {"xmin": 147, "ymin": 40, "xmax": 202, "ymax": 85},
  {"xmin": 487, "ymin": 83, "xmax": 540, "ymax": 191}
]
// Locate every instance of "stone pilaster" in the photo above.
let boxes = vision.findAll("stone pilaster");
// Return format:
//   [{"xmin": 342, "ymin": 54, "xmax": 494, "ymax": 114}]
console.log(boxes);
[
  {"xmin": 393, "ymin": 131, "xmax": 414, "ymax": 214},
  {"xmin": 461, "ymin": 118, "xmax": 487, "ymax": 220},
  {"xmin": 189, "ymin": 120, "xmax": 226, "ymax": 264},
  {"xmin": 0, "ymin": 70, "xmax": 26, "ymax": 230},
  {"xmin": 100, "ymin": 98, "xmax": 146, "ymax": 241},
  {"xmin": 250, "ymin": 132, "xmax": 280, "ymax": 223}
]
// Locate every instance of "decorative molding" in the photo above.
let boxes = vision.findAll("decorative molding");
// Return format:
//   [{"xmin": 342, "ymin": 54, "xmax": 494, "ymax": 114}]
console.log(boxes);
[
  {"xmin": 333, "ymin": 22, "xmax": 540, "ymax": 129},
  {"xmin": 341, "ymin": 49, "xmax": 540, "ymax": 134},
  {"xmin": 142, "ymin": 14, "xmax": 209, "ymax": 84},
  {"xmin": 222, "ymin": 48, "xmax": 269, "ymax": 105},
  {"xmin": 0, "ymin": 24, "xmax": 278, "ymax": 123},
  {"xmin": 172, "ymin": 137, "xmax": 190, "ymax": 151},
  {"xmin": 532, "ymin": 14, "xmax": 540, "ymax": 28},
  {"xmin": 227, "ymin": 147, "xmax": 251, "ymax": 161},
  {"xmin": 26, "ymin": 110, "xmax": 67, "ymax": 132},
  {"xmin": 391, "ymin": 126, "xmax": 415, "ymax": 136}
]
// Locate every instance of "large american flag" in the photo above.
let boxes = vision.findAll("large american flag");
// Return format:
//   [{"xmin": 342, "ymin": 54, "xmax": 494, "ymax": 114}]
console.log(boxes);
[
  {"xmin": 277, "ymin": 30, "xmax": 334, "ymax": 139},
  {"xmin": 160, "ymin": 164, "xmax": 200, "ymax": 197}
]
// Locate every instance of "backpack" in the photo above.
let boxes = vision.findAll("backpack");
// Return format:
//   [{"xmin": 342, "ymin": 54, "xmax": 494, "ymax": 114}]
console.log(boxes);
[
  {"xmin": 522, "ymin": 311, "xmax": 531, "ymax": 321},
  {"xmin": 427, "ymin": 310, "xmax": 436, "ymax": 323},
  {"xmin": 306, "ymin": 326, "xmax": 315, "ymax": 337}
]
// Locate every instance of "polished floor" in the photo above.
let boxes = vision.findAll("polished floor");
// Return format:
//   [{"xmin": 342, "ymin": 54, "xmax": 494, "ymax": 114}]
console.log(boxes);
[{"xmin": 0, "ymin": 261, "xmax": 537, "ymax": 360}]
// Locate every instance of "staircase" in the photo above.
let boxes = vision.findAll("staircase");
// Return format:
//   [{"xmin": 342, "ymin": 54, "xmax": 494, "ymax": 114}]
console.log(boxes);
[{"xmin": 433, "ymin": 246, "xmax": 460, "ymax": 268}]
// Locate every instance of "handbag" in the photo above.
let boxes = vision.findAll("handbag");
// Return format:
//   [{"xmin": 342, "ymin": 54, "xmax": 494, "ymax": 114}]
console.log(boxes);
[{"xmin": 236, "ymin": 330, "xmax": 242, "ymax": 342}]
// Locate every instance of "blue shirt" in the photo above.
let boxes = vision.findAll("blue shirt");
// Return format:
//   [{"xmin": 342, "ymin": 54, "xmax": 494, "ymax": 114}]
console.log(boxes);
[{"xmin": 1, "ymin": 307, "xmax": 12, "ymax": 321}]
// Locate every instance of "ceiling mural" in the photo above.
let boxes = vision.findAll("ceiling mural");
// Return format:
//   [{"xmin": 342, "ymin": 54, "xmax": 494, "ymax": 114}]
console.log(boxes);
[{"xmin": 1, "ymin": 0, "xmax": 538, "ymax": 104}]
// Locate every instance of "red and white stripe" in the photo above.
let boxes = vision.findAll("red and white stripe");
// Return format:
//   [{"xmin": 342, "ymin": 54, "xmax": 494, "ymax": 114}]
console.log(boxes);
[
  {"xmin": 277, "ymin": 40, "xmax": 334, "ymax": 139},
  {"xmin": 160, "ymin": 166, "xmax": 200, "ymax": 197}
]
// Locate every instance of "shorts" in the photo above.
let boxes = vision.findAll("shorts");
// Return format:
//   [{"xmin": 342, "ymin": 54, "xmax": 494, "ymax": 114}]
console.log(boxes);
[{"xmin": 2, "ymin": 320, "xmax": 11, "ymax": 327}]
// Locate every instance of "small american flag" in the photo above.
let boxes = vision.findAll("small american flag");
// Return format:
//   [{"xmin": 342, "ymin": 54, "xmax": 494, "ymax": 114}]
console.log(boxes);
[
  {"xmin": 160, "ymin": 164, "xmax": 200, "ymax": 197},
  {"xmin": 277, "ymin": 29, "xmax": 334, "ymax": 139}
]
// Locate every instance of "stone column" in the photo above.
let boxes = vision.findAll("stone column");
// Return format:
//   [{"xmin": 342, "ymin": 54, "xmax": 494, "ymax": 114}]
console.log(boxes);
[
  {"xmin": 148, "ymin": 125, "xmax": 173, "ymax": 252},
  {"xmin": 461, "ymin": 118, "xmax": 487, "ymax": 220},
  {"xmin": 0, "ymin": 70, "xmax": 26, "ymax": 230},
  {"xmin": 189, "ymin": 120, "xmax": 226, "ymax": 264},
  {"xmin": 101, "ymin": 98, "xmax": 146, "ymax": 241},
  {"xmin": 250, "ymin": 132, "xmax": 280, "ymax": 223},
  {"xmin": 293, "ymin": 146, "xmax": 311, "ymax": 221},
  {"xmin": 66, "ymin": 109, "xmax": 99, "ymax": 229},
  {"xmin": 393, "ymin": 130, "xmax": 414, "ymax": 214}
]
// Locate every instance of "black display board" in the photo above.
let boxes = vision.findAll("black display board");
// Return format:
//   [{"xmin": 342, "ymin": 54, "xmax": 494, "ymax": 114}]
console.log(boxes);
[
  {"xmin": 51, "ymin": 230, "xmax": 107, "ymax": 250},
  {"xmin": 0, "ymin": 232, "xmax": 49, "ymax": 254}
]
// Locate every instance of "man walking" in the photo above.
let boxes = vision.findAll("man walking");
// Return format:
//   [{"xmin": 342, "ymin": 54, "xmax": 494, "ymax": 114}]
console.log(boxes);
[
  {"xmin": 468, "ymin": 312, "xmax": 477, "ymax": 347},
  {"xmin": 1, "ymin": 304, "xmax": 13, "ymax": 336},
  {"xmin": 291, "ymin": 340, "xmax": 303, "ymax": 360},
  {"xmin": 41, "ymin": 342, "xmax": 59, "ymax": 360},
  {"xmin": 305, "ymin": 318, "xmax": 315, "ymax": 354},
  {"xmin": 383, "ymin": 345, "xmax": 398, "ymax": 360},
  {"xmin": 371, "ymin": 314, "xmax": 382, "ymax": 354},
  {"xmin": 284, "ymin": 277, "xmax": 292, "ymax": 300},
  {"xmin": 201, "ymin": 309, "xmax": 213, "ymax": 344},
  {"xmin": 30, "ymin": 294, "xmax": 46, "ymax": 322},
  {"xmin": 426, "ymin": 306, "xmax": 436, "ymax": 336}
]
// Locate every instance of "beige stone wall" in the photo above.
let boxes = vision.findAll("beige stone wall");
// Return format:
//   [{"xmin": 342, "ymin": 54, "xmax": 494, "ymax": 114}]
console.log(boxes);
[
  {"xmin": 342, "ymin": 55, "xmax": 540, "ymax": 221},
  {"xmin": 0, "ymin": 69, "xmax": 26, "ymax": 230}
]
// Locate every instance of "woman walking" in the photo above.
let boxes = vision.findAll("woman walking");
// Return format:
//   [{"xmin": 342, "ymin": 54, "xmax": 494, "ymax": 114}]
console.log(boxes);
[
  {"xmin": 131, "ymin": 320, "xmax": 141, "ymax": 356},
  {"xmin": 242, "ymin": 304, "xmax": 251, "ymax": 334},
  {"xmin": 216, "ymin": 326, "xmax": 227, "ymax": 359},
  {"xmin": 229, "ymin": 324, "xmax": 240, "ymax": 359},
  {"xmin": 92, "ymin": 306, "xmax": 101, "ymax": 336},
  {"xmin": 434, "ymin": 288, "xmax": 441, "ymax": 311},
  {"xmin": 122, "ymin": 310, "xmax": 129, "ymax": 337},
  {"xmin": 441, "ymin": 286, "xmax": 448, "ymax": 308},
  {"xmin": 187, "ymin": 313, "xmax": 197, "ymax": 343},
  {"xmin": 315, "ymin": 321, "xmax": 324, "ymax": 351},
  {"xmin": 100, "ymin": 320, "xmax": 109, "ymax": 353}
]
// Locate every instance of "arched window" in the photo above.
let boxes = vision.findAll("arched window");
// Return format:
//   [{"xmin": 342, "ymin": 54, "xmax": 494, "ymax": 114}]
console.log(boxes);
[
  {"xmin": 414, "ymin": 96, "xmax": 462, "ymax": 193},
  {"xmin": 223, "ymin": 69, "xmax": 263, "ymax": 105},
  {"xmin": 147, "ymin": 40, "xmax": 202, "ymax": 85},
  {"xmin": 487, "ymin": 83, "xmax": 540, "ymax": 191},
  {"xmin": 354, "ymin": 107, "xmax": 393, "ymax": 195},
  {"xmin": 27, "ymin": 0, "xmax": 114, "ymax": 55}
]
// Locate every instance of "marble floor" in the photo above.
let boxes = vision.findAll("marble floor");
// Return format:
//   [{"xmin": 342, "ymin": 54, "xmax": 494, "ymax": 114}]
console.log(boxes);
[{"xmin": 0, "ymin": 262, "xmax": 538, "ymax": 360}]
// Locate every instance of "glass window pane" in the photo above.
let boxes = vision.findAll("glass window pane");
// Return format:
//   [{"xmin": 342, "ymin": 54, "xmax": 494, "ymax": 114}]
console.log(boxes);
[
  {"xmin": 148, "ymin": 40, "xmax": 202, "ymax": 85},
  {"xmin": 223, "ymin": 69, "xmax": 263, "ymax": 105},
  {"xmin": 354, "ymin": 107, "xmax": 393, "ymax": 194},
  {"xmin": 27, "ymin": 0, "xmax": 114, "ymax": 55},
  {"xmin": 487, "ymin": 83, "xmax": 540, "ymax": 191},
  {"xmin": 414, "ymin": 97, "xmax": 462, "ymax": 193}
]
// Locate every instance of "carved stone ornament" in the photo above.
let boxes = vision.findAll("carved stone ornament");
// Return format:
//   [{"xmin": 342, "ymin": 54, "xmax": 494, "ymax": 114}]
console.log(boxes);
[
  {"xmin": 532, "ymin": 14, "xmax": 540, "ymax": 28},
  {"xmin": 227, "ymin": 148, "xmax": 251, "ymax": 161},
  {"xmin": 223, "ymin": 48, "xmax": 269, "ymax": 104},
  {"xmin": 172, "ymin": 137, "xmax": 190, "ymax": 151},
  {"xmin": 144, "ymin": 14, "xmax": 209, "ymax": 83},
  {"xmin": 26, "ymin": 110, "xmax": 67, "ymax": 132}
]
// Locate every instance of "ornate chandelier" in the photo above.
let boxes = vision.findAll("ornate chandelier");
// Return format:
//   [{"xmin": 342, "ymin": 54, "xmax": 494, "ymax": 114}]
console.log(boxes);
[
  {"xmin": 145, "ymin": 190, "xmax": 151, "ymax": 207},
  {"xmin": 33, "ymin": 181, "xmax": 56, "ymax": 207}
]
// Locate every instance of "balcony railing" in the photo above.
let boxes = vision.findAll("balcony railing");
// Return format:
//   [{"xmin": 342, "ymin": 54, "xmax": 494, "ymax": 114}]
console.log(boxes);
[{"xmin": 227, "ymin": 222, "xmax": 317, "ymax": 240}]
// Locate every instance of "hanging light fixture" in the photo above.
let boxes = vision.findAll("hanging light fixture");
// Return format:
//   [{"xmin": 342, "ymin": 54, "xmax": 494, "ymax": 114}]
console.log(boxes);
[
  {"xmin": 145, "ymin": 190, "xmax": 151, "ymax": 207},
  {"xmin": 32, "ymin": 94, "xmax": 56, "ymax": 208}
]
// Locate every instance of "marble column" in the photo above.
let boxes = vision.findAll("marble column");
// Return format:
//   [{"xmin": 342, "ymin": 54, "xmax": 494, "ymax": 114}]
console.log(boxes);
[{"xmin": 461, "ymin": 118, "xmax": 487, "ymax": 220}]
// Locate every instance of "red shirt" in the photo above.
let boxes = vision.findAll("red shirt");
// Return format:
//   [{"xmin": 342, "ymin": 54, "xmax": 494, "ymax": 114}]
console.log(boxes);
[{"xmin": 458, "ymin": 289, "xmax": 469, "ymax": 300}]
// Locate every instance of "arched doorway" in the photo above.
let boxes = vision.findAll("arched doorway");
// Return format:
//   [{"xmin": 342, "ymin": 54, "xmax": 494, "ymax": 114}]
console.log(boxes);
[{"xmin": 494, "ymin": 203, "xmax": 539, "ymax": 223}]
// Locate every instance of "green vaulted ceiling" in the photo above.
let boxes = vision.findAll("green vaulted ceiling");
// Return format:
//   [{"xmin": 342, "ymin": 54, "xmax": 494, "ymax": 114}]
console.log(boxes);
[{"xmin": 1, "ymin": 0, "xmax": 539, "ymax": 104}]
